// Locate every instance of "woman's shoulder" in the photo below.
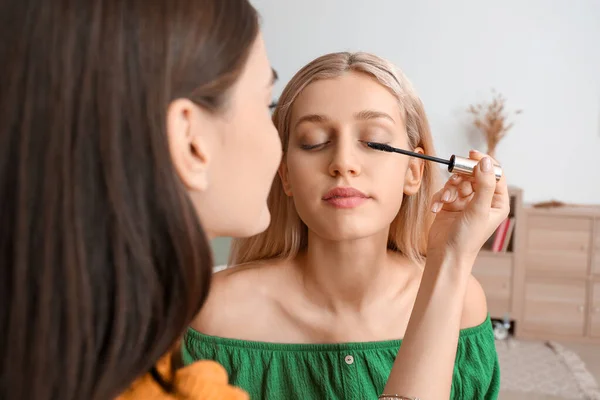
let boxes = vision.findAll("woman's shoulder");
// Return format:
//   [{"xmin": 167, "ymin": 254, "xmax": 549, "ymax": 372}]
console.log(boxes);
[
  {"xmin": 398, "ymin": 252, "xmax": 488, "ymax": 331},
  {"xmin": 461, "ymin": 274, "xmax": 489, "ymax": 330},
  {"xmin": 190, "ymin": 259, "xmax": 293, "ymax": 337}
]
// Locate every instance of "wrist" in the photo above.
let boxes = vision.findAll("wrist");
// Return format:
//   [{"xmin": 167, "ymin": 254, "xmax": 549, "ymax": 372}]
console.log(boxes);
[{"xmin": 425, "ymin": 248, "xmax": 476, "ymax": 281}]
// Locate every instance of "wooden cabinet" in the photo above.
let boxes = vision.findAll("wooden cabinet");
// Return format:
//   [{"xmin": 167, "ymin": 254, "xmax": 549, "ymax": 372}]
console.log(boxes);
[
  {"xmin": 514, "ymin": 206, "xmax": 600, "ymax": 342},
  {"xmin": 525, "ymin": 215, "xmax": 591, "ymax": 278},
  {"xmin": 474, "ymin": 192, "xmax": 600, "ymax": 342},
  {"xmin": 472, "ymin": 253, "xmax": 512, "ymax": 318},
  {"xmin": 591, "ymin": 282, "xmax": 600, "ymax": 338},
  {"xmin": 472, "ymin": 187, "xmax": 522, "ymax": 323},
  {"xmin": 593, "ymin": 219, "xmax": 600, "ymax": 276},
  {"xmin": 522, "ymin": 279, "xmax": 587, "ymax": 337}
]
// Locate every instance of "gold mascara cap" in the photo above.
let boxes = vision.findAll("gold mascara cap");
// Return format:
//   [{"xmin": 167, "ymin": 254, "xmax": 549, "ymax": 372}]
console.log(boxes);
[{"xmin": 448, "ymin": 155, "xmax": 503, "ymax": 181}]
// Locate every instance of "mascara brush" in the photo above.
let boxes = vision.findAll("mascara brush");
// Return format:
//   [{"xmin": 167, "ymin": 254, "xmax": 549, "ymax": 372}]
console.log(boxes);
[{"xmin": 366, "ymin": 142, "xmax": 502, "ymax": 181}]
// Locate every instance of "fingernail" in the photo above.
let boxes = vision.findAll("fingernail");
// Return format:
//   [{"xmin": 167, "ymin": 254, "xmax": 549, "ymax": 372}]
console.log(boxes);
[
  {"xmin": 482, "ymin": 157, "xmax": 492, "ymax": 172},
  {"xmin": 442, "ymin": 190, "xmax": 450, "ymax": 202},
  {"xmin": 451, "ymin": 174, "xmax": 460, "ymax": 181},
  {"xmin": 432, "ymin": 202, "xmax": 441, "ymax": 213}
]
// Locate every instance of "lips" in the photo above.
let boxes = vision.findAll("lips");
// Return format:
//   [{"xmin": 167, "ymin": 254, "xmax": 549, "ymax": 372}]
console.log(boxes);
[{"xmin": 322, "ymin": 187, "xmax": 370, "ymax": 209}]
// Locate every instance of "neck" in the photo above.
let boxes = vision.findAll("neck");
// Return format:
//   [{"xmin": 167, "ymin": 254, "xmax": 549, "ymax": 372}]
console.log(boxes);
[{"xmin": 297, "ymin": 229, "xmax": 402, "ymax": 313}]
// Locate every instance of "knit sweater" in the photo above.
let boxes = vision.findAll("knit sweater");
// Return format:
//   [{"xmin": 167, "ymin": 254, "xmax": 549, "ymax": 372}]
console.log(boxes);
[{"xmin": 117, "ymin": 351, "xmax": 248, "ymax": 400}]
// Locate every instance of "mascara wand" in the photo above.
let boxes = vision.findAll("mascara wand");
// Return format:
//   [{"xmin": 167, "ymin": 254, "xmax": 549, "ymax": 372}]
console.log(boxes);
[{"xmin": 366, "ymin": 142, "xmax": 502, "ymax": 181}]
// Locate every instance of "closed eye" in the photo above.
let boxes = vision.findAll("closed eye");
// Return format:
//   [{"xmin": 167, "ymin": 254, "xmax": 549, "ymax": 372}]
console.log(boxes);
[
  {"xmin": 360, "ymin": 139, "xmax": 390, "ymax": 148},
  {"xmin": 359, "ymin": 125, "xmax": 394, "ymax": 143},
  {"xmin": 300, "ymin": 142, "xmax": 329, "ymax": 150},
  {"xmin": 269, "ymin": 100, "xmax": 278, "ymax": 110}
]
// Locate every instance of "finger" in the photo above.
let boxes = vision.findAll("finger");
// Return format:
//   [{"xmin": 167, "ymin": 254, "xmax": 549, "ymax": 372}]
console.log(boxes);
[
  {"xmin": 441, "ymin": 184, "xmax": 459, "ymax": 204},
  {"xmin": 469, "ymin": 150, "xmax": 509, "ymax": 209},
  {"xmin": 438, "ymin": 173, "xmax": 466, "ymax": 205},
  {"xmin": 433, "ymin": 173, "xmax": 462, "ymax": 210},
  {"xmin": 465, "ymin": 156, "xmax": 496, "ymax": 219},
  {"xmin": 439, "ymin": 191, "xmax": 474, "ymax": 213},
  {"xmin": 447, "ymin": 173, "xmax": 462, "ymax": 186},
  {"xmin": 491, "ymin": 175, "xmax": 509, "ymax": 211},
  {"xmin": 468, "ymin": 149, "xmax": 485, "ymax": 160},
  {"xmin": 469, "ymin": 150, "xmax": 502, "ymax": 180},
  {"xmin": 437, "ymin": 179, "xmax": 473, "ymax": 212},
  {"xmin": 437, "ymin": 173, "xmax": 473, "ymax": 211},
  {"xmin": 491, "ymin": 165, "xmax": 509, "ymax": 210},
  {"xmin": 469, "ymin": 149, "xmax": 499, "ymax": 163},
  {"xmin": 430, "ymin": 188, "xmax": 445, "ymax": 213},
  {"xmin": 458, "ymin": 179, "xmax": 474, "ymax": 198}
]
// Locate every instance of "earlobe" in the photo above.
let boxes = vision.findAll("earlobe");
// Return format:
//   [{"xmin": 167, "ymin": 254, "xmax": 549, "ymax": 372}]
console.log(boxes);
[
  {"xmin": 166, "ymin": 98, "xmax": 211, "ymax": 192},
  {"xmin": 404, "ymin": 147, "xmax": 425, "ymax": 195},
  {"xmin": 278, "ymin": 161, "xmax": 293, "ymax": 196}
]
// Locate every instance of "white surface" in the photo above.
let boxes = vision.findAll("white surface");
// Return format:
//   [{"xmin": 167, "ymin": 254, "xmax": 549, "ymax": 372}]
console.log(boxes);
[{"xmin": 252, "ymin": 0, "xmax": 600, "ymax": 204}]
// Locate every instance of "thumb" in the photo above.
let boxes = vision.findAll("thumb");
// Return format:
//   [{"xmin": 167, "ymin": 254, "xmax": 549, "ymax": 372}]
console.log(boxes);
[{"xmin": 465, "ymin": 156, "xmax": 497, "ymax": 220}]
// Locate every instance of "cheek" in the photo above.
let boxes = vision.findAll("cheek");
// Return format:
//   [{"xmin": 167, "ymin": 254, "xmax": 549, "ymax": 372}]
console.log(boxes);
[
  {"xmin": 233, "ymin": 106, "xmax": 278, "ymax": 158},
  {"xmin": 254, "ymin": 111, "xmax": 279, "ymax": 148},
  {"xmin": 370, "ymin": 159, "xmax": 408, "ymax": 201},
  {"xmin": 386, "ymin": 182, "xmax": 407, "ymax": 207},
  {"xmin": 373, "ymin": 154, "xmax": 409, "ymax": 180},
  {"xmin": 285, "ymin": 153, "xmax": 320, "ymax": 190}
]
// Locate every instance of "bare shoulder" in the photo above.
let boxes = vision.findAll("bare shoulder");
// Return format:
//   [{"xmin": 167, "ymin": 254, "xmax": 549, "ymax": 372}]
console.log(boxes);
[
  {"xmin": 190, "ymin": 260, "xmax": 290, "ymax": 337},
  {"xmin": 460, "ymin": 274, "xmax": 489, "ymax": 329}
]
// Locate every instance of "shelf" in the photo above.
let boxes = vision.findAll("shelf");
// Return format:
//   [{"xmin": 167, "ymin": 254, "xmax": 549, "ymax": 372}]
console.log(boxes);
[
  {"xmin": 524, "ymin": 205, "xmax": 600, "ymax": 218},
  {"xmin": 475, "ymin": 187, "xmax": 521, "ymax": 322}
]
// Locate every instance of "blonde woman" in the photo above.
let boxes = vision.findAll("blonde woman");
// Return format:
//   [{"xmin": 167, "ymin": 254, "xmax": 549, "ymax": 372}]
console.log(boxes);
[{"xmin": 185, "ymin": 52, "xmax": 507, "ymax": 399}]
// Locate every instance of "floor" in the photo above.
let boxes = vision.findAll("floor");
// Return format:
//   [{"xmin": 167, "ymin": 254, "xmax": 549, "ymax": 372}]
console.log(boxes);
[{"xmin": 500, "ymin": 341, "xmax": 600, "ymax": 400}]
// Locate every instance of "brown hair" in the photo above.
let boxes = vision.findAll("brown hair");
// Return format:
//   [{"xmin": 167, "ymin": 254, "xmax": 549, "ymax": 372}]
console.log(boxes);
[
  {"xmin": 0, "ymin": 0, "xmax": 258, "ymax": 399},
  {"xmin": 230, "ymin": 52, "xmax": 439, "ymax": 266}
]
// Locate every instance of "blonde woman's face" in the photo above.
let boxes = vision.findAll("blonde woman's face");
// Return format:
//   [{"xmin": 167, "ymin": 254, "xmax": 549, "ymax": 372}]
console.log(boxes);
[{"xmin": 280, "ymin": 71, "xmax": 424, "ymax": 241}]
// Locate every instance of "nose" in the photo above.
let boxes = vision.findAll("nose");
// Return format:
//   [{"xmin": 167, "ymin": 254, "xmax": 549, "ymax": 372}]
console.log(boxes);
[{"xmin": 328, "ymin": 140, "xmax": 361, "ymax": 178}]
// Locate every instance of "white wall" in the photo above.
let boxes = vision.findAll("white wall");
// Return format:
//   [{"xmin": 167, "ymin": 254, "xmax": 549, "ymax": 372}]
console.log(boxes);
[{"xmin": 252, "ymin": 0, "xmax": 600, "ymax": 204}]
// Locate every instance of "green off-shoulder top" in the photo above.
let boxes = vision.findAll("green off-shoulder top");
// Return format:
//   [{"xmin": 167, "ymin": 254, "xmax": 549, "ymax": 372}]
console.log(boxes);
[{"xmin": 182, "ymin": 315, "xmax": 500, "ymax": 399}]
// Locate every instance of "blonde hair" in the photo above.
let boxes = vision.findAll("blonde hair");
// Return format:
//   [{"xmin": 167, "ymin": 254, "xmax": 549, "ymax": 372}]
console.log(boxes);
[{"xmin": 230, "ymin": 52, "xmax": 440, "ymax": 266}]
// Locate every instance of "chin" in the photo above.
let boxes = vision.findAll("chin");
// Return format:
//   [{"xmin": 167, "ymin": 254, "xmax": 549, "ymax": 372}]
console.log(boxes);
[
  {"xmin": 315, "ymin": 225, "xmax": 380, "ymax": 242},
  {"xmin": 252, "ymin": 213, "xmax": 271, "ymax": 236},
  {"xmin": 230, "ymin": 209, "xmax": 271, "ymax": 239},
  {"xmin": 308, "ymin": 212, "xmax": 398, "ymax": 242}
]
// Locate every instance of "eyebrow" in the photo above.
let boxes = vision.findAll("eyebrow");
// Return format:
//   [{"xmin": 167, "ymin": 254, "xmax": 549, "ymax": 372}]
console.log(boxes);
[
  {"xmin": 294, "ymin": 110, "xmax": 395, "ymax": 130},
  {"xmin": 294, "ymin": 114, "xmax": 330, "ymax": 130},
  {"xmin": 354, "ymin": 110, "xmax": 395, "ymax": 124}
]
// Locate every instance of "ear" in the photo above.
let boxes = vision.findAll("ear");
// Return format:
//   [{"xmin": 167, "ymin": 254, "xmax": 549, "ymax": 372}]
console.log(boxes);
[
  {"xmin": 278, "ymin": 158, "xmax": 293, "ymax": 196},
  {"xmin": 166, "ymin": 98, "xmax": 212, "ymax": 192},
  {"xmin": 404, "ymin": 146, "xmax": 425, "ymax": 196}
]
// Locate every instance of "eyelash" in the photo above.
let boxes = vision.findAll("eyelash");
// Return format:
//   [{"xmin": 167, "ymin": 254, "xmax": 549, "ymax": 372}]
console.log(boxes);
[
  {"xmin": 362, "ymin": 139, "xmax": 390, "ymax": 147},
  {"xmin": 300, "ymin": 140, "xmax": 387, "ymax": 151},
  {"xmin": 268, "ymin": 100, "xmax": 278, "ymax": 110},
  {"xmin": 300, "ymin": 142, "xmax": 329, "ymax": 150}
]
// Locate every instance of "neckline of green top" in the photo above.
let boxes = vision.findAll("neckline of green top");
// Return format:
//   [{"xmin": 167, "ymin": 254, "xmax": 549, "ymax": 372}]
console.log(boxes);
[{"xmin": 185, "ymin": 315, "xmax": 492, "ymax": 353}]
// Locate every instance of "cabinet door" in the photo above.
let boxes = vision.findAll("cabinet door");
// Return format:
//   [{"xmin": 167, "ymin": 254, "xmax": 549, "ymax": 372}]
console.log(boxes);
[
  {"xmin": 472, "ymin": 254, "xmax": 512, "ymax": 318},
  {"xmin": 522, "ymin": 280, "xmax": 586, "ymax": 337},
  {"xmin": 593, "ymin": 219, "xmax": 600, "ymax": 276},
  {"xmin": 591, "ymin": 282, "xmax": 600, "ymax": 338},
  {"xmin": 525, "ymin": 216, "xmax": 592, "ymax": 278}
]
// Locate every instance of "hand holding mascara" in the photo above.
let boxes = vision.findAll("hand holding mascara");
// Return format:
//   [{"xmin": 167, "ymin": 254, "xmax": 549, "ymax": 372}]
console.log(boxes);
[{"xmin": 366, "ymin": 142, "xmax": 503, "ymax": 181}]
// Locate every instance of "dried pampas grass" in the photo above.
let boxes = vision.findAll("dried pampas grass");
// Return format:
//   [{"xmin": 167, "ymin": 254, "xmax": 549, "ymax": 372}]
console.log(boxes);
[{"xmin": 467, "ymin": 89, "xmax": 522, "ymax": 158}]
